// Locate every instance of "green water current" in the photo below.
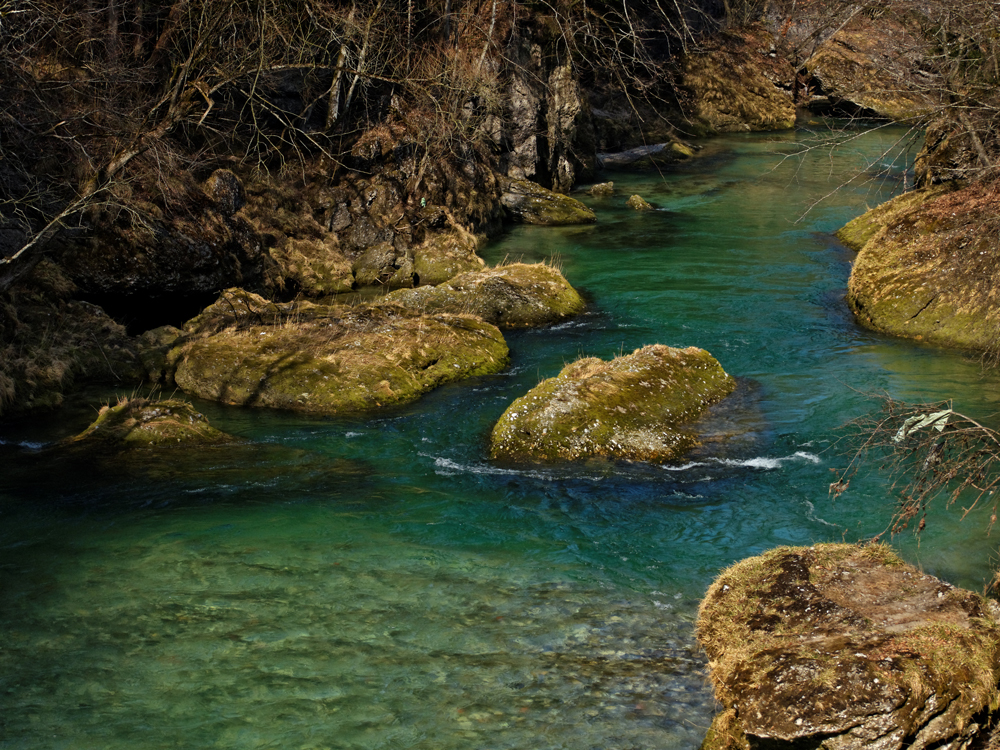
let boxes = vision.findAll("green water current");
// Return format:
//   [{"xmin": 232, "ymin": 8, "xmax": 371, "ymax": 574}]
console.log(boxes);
[{"xmin": 2, "ymin": 124, "xmax": 999, "ymax": 749}]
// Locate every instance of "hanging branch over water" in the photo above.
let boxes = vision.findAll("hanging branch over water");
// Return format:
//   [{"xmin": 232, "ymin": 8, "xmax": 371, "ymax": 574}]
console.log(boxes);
[{"xmin": 833, "ymin": 395, "xmax": 1000, "ymax": 583}]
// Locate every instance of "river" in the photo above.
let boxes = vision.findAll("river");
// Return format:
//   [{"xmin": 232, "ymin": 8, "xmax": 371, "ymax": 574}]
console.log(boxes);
[{"xmin": 1, "ymin": 122, "xmax": 998, "ymax": 749}]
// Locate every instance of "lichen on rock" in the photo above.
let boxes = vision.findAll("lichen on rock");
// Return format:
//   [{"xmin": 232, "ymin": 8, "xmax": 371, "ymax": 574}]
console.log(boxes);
[
  {"xmin": 490, "ymin": 344, "xmax": 735, "ymax": 462},
  {"xmin": 383, "ymin": 262, "xmax": 584, "ymax": 328},
  {"xmin": 841, "ymin": 180, "xmax": 1000, "ymax": 351},
  {"xmin": 165, "ymin": 288, "xmax": 509, "ymax": 415},
  {"xmin": 67, "ymin": 397, "xmax": 230, "ymax": 447},
  {"xmin": 697, "ymin": 543, "xmax": 1000, "ymax": 750}
]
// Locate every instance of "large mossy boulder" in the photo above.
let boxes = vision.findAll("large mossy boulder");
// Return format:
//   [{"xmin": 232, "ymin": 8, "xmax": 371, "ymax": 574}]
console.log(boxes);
[
  {"xmin": 697, "ymin": 543, "xmax": 1000, "ymax": 750},
  {"xmin": 163, "ymin": 289, "xmax": 509, "ymax": 415},
  {"xmin": 490, "ymin": 344, "xmax": 735, "ymax": 462},
  {"xmin": 500, "ymin": 178, "xmax": 597, "ymax": 226},
  {"xmin": 841, "ymin": 181, "xmax": 1000, "ymax": 350},
  {"xmin": 66, "ymin": 397, "xmax": 230, "ymax": 447},
  {"xmin": 383, "ymin": 263, "xmax": 585, "ymax": 328}
]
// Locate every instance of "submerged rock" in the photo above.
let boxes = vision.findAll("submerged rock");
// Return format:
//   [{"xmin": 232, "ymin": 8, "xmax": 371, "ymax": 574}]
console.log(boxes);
[
  {"xmin": 500, "ymin": 178, "xmax": 597, "ymax": 226},
  {"xmin": 383, "ymin": 263, "xmax": 585, "ymax": 328},
  {"xmin": 67, "ymin": 397, "xmax": 230, "ymax": 447},
  {"xmin": 597, "ymin": 141, "xmax": 696, "ymax": 169},
  {"xmin": 697, "ymin": 543, "xmax": 1000, "ymax": 750},
  {"xmin": 164, "ymin": 289, "xmax": 509, "ymax": 414},
  {"xmin": 841, "ymin": 182, "xmax": 1000, "ymax": 350},
  {"xmin": 490, "ymin": 344, "xmax": 735, "ymax": 462}
]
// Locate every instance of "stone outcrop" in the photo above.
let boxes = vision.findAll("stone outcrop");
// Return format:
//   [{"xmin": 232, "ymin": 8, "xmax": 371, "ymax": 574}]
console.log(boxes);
[
  {"xmin": 840, "ymin": 181, "xmax": 1000, "ymax": 351},
  {"xmin": 59, "ymin": 170, "xmax": 276, "ymax": 301},
  {"xmin": 501, "ymin": 17, "xmax": 596, "ymax": 192},
  {"xmin": 801, "ymin": 18, "xmax": 940, "ymax": 120},
  {"xmin": 383, "ymin": 263, "xmax": 585, "ymax": 329},
  {"xmin": 66, "ymin": 397, "xmax": 230, "ymax": 447},
  {"xmin": 681, "ymin": 30, "xmax": 796, "ymax": 135},
  {"xmin": 500, "ymin": 178, "xmax": 597, "ymax": 225},
  {"xmin": 0, "ymin": 260, "xmax": 143, "ymax": 417},
  {"xmin": 490, "ymin": 344, "xmax": 735, "ymax": 462},
  {"xmin": 698, "ymin": 543, "xmax": 1000, "ymax": 750},
  {"xmin": 150, "ymin": 289, "xmax": 509, "ymax": 415}
]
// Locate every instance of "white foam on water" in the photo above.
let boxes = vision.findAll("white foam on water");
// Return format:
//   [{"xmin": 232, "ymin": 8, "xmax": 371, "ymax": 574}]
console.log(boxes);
[{"xmin": 662, "ymin": 451, "xmax": 822, "ymax": 472}]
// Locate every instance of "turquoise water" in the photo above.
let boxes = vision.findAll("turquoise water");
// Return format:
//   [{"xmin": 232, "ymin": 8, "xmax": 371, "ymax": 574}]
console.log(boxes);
[{"xmin": 2, "ymin": 124, "xmax": 999, "ymax": 749}]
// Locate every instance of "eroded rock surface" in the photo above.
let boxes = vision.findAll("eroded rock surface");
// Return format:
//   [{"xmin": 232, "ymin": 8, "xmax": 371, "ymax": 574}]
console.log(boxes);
[
  {"xmin": 490, "ymin": 344, "xmax": 735, "ymax": 462},
  {"xmin": 840, "ymin": 181, "xmax": 1000, "ymax": 351},
  {"xmin": 383, "ymin": 263, "xmax": 584, "ymax": 329},
  {"xmin": 159, "ymin": 289, "xmax": 509, "ymax": 414},
  {"xmin": 697, "ymin": 543, "xmax": 1000, "ymax": 750}
]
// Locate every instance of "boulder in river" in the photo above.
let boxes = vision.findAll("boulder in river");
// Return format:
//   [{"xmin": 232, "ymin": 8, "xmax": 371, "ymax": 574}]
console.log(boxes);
[
  {"xmin": 840, "ymin": 181, "xmax": 1000, "ymax": 351},
  {"xmin": 383, "ymin": 263, "xmax": 585, "ymax": 328},
  {"xmin": 161, "ymin": 289, "xmax": 509, "ymax": 414},
  {"xmin": 626, "ymin": 195, "xmax": 653, "ymax": 210},
  {"xmin": 490, "ymin": 344, "xmax": 735, "ymax": 462},
  {"xmin": 697, "ymin": 543, "xmax": 1000, "ymax": 750},
  {"xmin": 67, "ymin": 397, "xmax": 230, "ymax": 447},
  {"xmin": 500, "ymin": 178, "xmax": 597, "ymax": 226}
]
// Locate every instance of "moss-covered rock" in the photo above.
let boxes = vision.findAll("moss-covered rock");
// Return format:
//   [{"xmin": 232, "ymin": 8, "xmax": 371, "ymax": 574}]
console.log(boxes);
[
  {"xmin": 490, "ymin": 344, "xmax": 735, "ymax": 462},
  {"xmin": 697, "ymin": 543, "xmax": 1000, "ymax": 750},
  {"xmin": 166, "ymin": 289, "xmax": 509, "ymax": 414},
  {"xmin": 626, "ymin": 195, "xmax": 653, "ymax": 210},
  {"xmin": 499, "ymin": 178, "xmax": 597, "ymax": 226},
  {"xmin": 587, "ymin": 182, "xmax": 615, "ymax": 196},
  {"xmin": 412, "ymin": 228, "xmax": 486, "ymax": 286},
  {"xmin": 67, "ymin": 397, "xmax": 230, "ymax": 447},
  {"xmin": 842, "ymin": 181, "xmax": 1000, "ymax": 350},
  {"xmin": 383, "ymin": 263, "xmax": 584, "ymax": 328}
]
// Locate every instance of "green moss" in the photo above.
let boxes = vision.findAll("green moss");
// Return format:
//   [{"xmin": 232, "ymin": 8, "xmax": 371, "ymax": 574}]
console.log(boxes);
[
  {"xmin": 68, "ymin": 397, "xmax": 230, "ymax": 447},
  {"xmin": 844, "ymin": 182, "xmax": 1000, "ymax": 351},
  {"xmin": 412, "ymin": 229, "xmax": 486, "ymax": 286},
  {"xmin": 384, "ymin": 262, "xmax": 585, "ymax": 328},
  {"xmin": 490, "ymin": 344, "xmax": 735, "ymax": 462},
  {"xmin": 170, "ymin": 301, "xmax": 509, "ymax": 415},
  {"xmin": 500, "ymin": 179, "xmax": 597, "ymax": 226}
]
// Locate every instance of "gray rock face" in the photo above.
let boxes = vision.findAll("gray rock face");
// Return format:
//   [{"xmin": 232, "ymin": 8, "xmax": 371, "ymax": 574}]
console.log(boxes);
[
  {"xmin": 697, "ymin": 544, "xmax": 1000, "ymax": 750},
  {"xmin": 501, "ymin": 33, "xmax": 595, "ymax": 192}
]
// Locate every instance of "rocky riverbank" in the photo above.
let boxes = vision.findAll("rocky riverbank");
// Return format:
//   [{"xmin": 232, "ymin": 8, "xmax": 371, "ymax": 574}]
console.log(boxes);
[{"xmin": 698, "ymin": 543, "xmax": 1000, "ymax": 750}]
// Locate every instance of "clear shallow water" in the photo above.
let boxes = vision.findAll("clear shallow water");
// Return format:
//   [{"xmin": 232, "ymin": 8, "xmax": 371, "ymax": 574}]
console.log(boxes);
[{"xmin": 2, "ymin": 123, "xmax": 999, "ymax": 749}]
